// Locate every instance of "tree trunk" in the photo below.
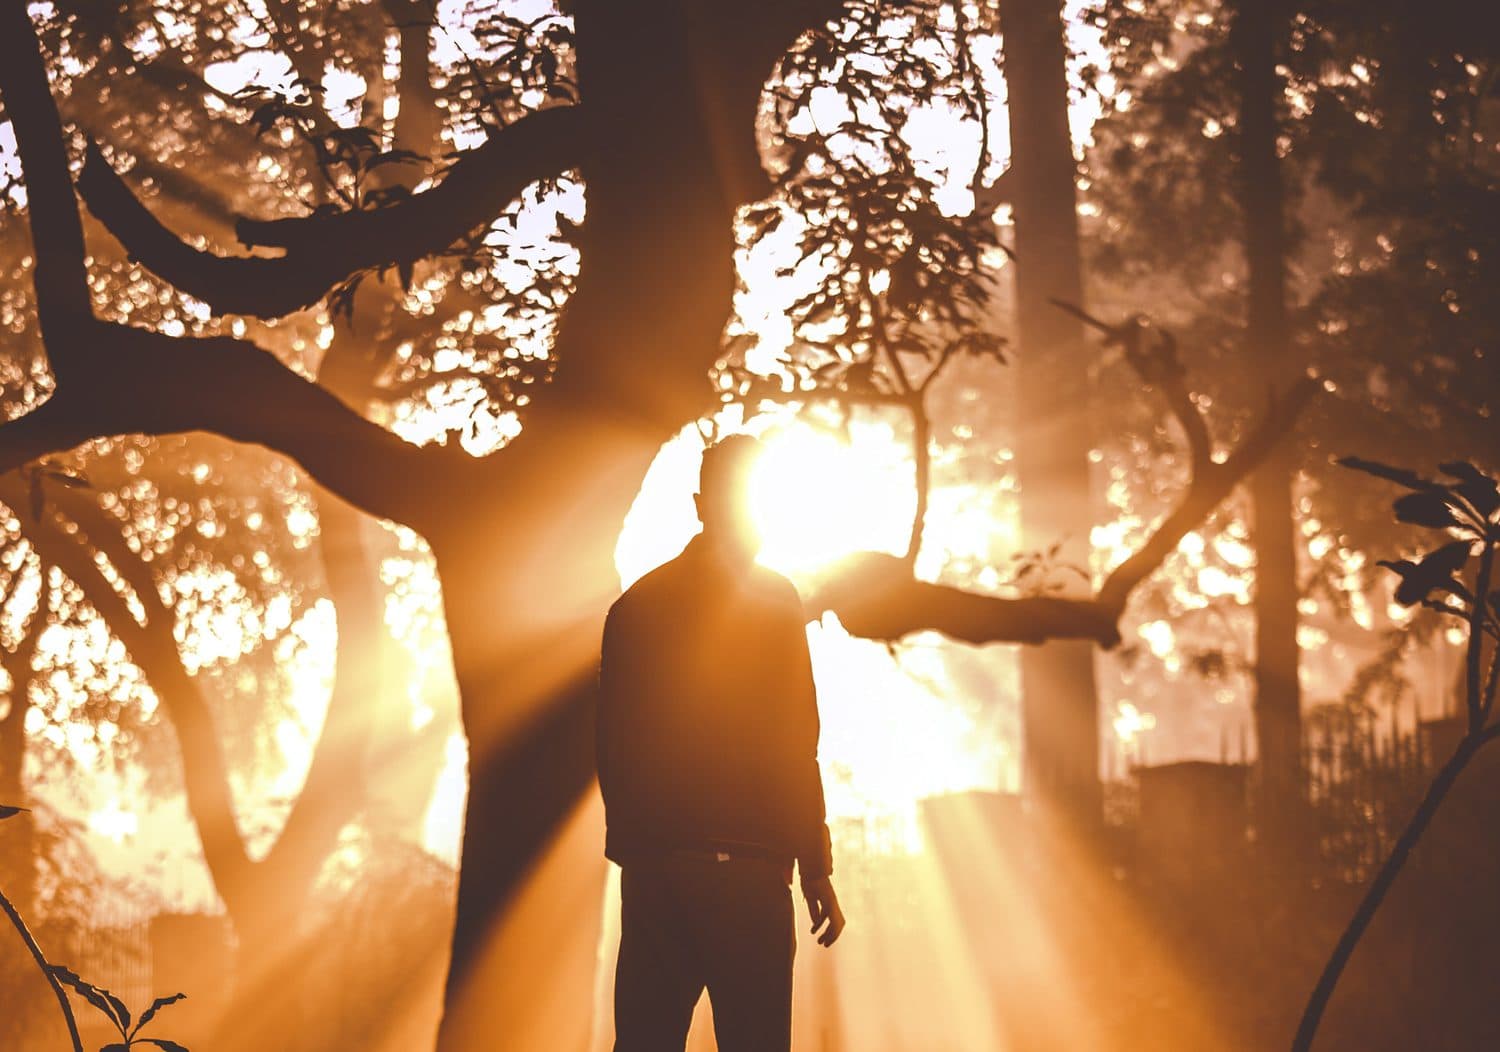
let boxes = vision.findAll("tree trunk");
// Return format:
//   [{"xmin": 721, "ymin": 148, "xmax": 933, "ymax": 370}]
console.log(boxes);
[
  {"xmin": 999, "ymin": 0, "xmax": 1103, "ymax": 826},
  {"xmin": 428, "ymin": 2, "xmax": 849, "ymax": 1042},
  {"xmin": 1231, "ymin": 0, "xmax": 1304, "ymax": 865}
]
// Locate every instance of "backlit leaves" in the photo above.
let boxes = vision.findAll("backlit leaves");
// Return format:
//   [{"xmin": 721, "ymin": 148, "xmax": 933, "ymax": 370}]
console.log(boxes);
[
  {"xmin": 1379, "ymin": 541, "xmax": 1473, "ymax": 608},
  {"xmin": 49, "ymin": 963, "xmax": 188, "ymax": 1050},
  {"xmin": 1342, "ymin": 457, "xmax": 1499, "ymax": 612}
]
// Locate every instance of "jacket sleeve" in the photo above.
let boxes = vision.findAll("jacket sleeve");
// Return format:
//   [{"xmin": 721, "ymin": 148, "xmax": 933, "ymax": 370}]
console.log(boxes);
[
  {"xmin": 596, "ymin": 599, "xmax": 627, "ymax": 810},
  {"xmin": 782, "ymin": 588, "xmax": 834, "ymax": 881}
]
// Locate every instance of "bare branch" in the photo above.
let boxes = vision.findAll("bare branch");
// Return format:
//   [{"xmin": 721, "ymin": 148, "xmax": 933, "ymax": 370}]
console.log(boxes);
[
  {"xmin": 1095, "ymin": 377, "xmax": 1318, "ymax": 615},
  {"xmin": 810, "ymin": 307, "xmax": 1318, "ymax": 649},
  {"xmin": 78, "ymin": 106, "xmax": 583, "ymax": 319},
  {"xmin": 0, "ymin": 322, "xmax": 455, "ymax": 529},
  {"xmin": 809, "ymin": 550, "xmax": 1123, "ymax": 646}
]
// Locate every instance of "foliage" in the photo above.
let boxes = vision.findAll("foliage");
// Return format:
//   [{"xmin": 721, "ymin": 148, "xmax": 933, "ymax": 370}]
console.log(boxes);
[
  {"xmin": 1296, "ymin": 456, "xmax": 1500, "ymax": 1052},
  {"xmin": 726, "ymin": 0, "xmax": 1004, "ymax": 412},
  {"xmin": 50, "ymin": 965, "xmax": 188, "ymax": 1052},
  {"xmin": 1082, "ymin": 0, "xmax": 1500, "ymax": 477},
  {"xmin": 1342, "ymin": 458, "xmax": 1500, "ymax": 636}
]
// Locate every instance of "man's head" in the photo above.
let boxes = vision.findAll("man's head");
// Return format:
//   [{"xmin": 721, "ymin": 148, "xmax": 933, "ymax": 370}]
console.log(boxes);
[{"xmin": 696, "ymin": 434, "xmax": 763, "ymax": 563}]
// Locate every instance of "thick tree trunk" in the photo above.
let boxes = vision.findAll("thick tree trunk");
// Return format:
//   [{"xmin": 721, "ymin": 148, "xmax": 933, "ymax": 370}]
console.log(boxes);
[
  {"xmin": 1000, "ymin": 0, "xmax": 1103, "ymax": 826},
  {"xmin": 1231, "ymin": 0, "xmax": 1304, "ymax": 865},
  {"xmin": 430, "ymin": 2, "xmax": 850, "ymax": 1041}
]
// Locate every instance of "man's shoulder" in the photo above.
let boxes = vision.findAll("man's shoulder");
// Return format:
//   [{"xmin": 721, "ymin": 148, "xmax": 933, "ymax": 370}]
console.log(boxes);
[
  {"xmin": 608, "ymin": 550, "xmax": 690, "ymax": 620},
  {"xmin": 749, "ymin": 562, "xmax": 798, "ymax": 595},
  {"xmin": 748, "ymin": 563, "xmax": 806, "ymax": 614}
]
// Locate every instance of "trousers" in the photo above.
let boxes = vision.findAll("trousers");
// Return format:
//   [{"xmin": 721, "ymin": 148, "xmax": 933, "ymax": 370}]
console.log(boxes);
[{"xmin": 613, "ymin": 855, "xmax": 795, "ymax": 1052}]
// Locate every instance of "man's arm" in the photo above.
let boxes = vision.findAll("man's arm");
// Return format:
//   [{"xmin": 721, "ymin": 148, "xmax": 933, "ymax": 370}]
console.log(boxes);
[
  {"xmin": 782, "ymin": 591, "xmax": 833, "ymax": 879},
  {"xmin": 596, "ymin": 599, "xmax": 628, "ymax": 809},
  {"xmin": 779, "ymin": 586, "xmax": 845, "ymax": 946}
]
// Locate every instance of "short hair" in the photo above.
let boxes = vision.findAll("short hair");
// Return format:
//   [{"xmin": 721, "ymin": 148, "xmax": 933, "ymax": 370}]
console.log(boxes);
[{"xmin": 699, "ymin": 434, "xmax": 762, "ymax": 496}]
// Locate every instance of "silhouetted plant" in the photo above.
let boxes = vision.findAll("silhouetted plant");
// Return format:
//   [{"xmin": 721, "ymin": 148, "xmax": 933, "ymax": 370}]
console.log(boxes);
[
  {"xmin": 1293, "ymin": 458, "xmax": 1500, "ymax": 1052},
  {"xmin": 49, "ymin": 966, "xmax": 187, "ymax": 1052},
  {"xmin": 2, "ymin": 803, "xmax": 188, "ymax": 1052},
  {"xmin": 1, "ymin": 803, "xmax": 83, "ymax": 1052}
]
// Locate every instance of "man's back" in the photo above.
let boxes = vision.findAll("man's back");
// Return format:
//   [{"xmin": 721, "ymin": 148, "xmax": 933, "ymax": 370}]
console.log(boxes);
[
  {"xmin": 597, "ymin": 534, "xmax": 832, "ymax": 877},
  {"xmin": 601, "ymin": 436, "xmax": 843, "ymax": 1052}
]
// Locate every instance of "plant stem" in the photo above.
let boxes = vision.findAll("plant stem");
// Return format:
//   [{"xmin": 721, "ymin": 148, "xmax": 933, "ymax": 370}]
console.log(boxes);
[
  {"xmin": 1291, "ymin": 734, "xmax": 1482, "ymax": 1052},
  {"xmin": 0, "ymin": 885, "xmax": 84, "ymax": 1052},
  {"xmin": 1466, "ymin": 545, "xmax": 1494, "ymax": 729}
]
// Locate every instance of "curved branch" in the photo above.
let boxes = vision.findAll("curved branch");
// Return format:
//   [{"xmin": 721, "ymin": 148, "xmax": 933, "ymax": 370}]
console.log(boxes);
[
  {"xmin": 1094, "ymin": 375, "xmax": 1318, "ymax": 616},
  {"xmin": 0, "ymin": 322, "xmax": 455, "ymax": 529},
  {"xmin": 1292, "ymin": 732, "xmax": 1486, "ymax": 1052},
  {"xmin": 3, "ymin": 481, "xmax": 256, "ymax": 901},
  {"xmin": 809, "ymin": 326, "xmax": 1318, "ymax": 649},
  {"xmin": 0, "ymin": 885, "xmax": 83, "ymax": 1052},
  {"xmin": 1, "ymin": 8, "xmax": 453, "ymax": 527},
  {"xmin": 810, "ymin": 550, "xmax": 1124, "ymax": 646},
  {"xmin": 78, "ymin": 106, "xmax": 583, "ymax": 319}
]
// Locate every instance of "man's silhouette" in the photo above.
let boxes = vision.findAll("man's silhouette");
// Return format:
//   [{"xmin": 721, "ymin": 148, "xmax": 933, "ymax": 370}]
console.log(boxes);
[{"xmin": 598, "ymin": 434, "xmax": 845, "ymax": 1052}]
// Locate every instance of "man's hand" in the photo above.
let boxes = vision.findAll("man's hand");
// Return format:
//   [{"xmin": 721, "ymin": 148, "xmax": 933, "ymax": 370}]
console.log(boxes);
[{"xmin": 801, "ymin": 876, "xmax": 846, "ymax": 947}]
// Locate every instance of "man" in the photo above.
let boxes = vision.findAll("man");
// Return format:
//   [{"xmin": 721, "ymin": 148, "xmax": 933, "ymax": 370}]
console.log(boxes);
[{"xmin": 598, "ymin": 433, "xmax": 846, "ymax": 1052}]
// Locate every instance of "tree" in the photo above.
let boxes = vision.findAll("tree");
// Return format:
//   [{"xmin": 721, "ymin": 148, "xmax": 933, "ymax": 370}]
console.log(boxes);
[
  {"xmin": 1001, "ymin": 0, "xmax": 1106, "ymax": 827},
  {"xmin": 1082, "ymin": 0, "xmax": 1498, "ymax": 864},
  {"xmin": 0, "ymin": 3, "xmax": 1318, "ymax": 1045},
  {"xmin": 1230, "ymin": 0, "xmax": 1306, "ymax": 863}
]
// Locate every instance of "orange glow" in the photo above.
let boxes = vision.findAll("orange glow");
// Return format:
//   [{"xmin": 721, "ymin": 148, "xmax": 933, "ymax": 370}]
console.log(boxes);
[{"xmin": 616, "ymin": 418, "xmax": 1007, "ymax": 851}]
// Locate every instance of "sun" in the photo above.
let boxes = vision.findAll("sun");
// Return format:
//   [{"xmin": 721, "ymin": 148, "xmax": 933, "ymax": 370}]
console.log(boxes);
[
  {"xmin": 615, "ymin": 413, "xmax": 914, "ymax": 590},
  {"xmin": 747, "ymin": 420, "xmax": 915, "ymax": 578},
  {"xmin": 611, "ymin": 414, "xmax": 1010, "ymax": 852}
]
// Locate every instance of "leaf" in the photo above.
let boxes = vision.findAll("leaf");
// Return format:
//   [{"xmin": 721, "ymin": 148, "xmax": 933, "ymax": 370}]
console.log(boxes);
[
  {"xmin": 1335, "ymin": 456, "xmax": 1436, "ymax": 492},
  {"xmin": 1380, "ymin": 540, "xmax": 1473, "ymax": 606},
  {"xmin": 1419, "ymin": 539, "xmax": 1471, "ymax": 574},
  {"xmin": 1438, "ymin": 461, "xmax": 1500, "ymax": 519},
  {"xmin": 0, "ymin": 804, "xmax": 29, "ymax": 820},
  {"xmin": 140, "ymin": 1039, "xmax": 190, "ymax": 1052},
  {"xmin": 130, "ymin": 993, "xmax": 186, "ymax": 1038},
  {"xmin": 48, "ymin": 965, "xmax": 126, "ymax": 1033},
  {"xmin": 101, "ymin": 1045, "xmax": 129, "ymax": 1052},
  {"xmin": 248, "ymin": 100, "xmax": 288, "ymax": 135},
  {"xmin": 102, "ymin": 987, "xmax": 131, "ymax": 1032},
  {"xmin": 1393, "ymin": 491, "xmax": 1457, "ymax": 529}
]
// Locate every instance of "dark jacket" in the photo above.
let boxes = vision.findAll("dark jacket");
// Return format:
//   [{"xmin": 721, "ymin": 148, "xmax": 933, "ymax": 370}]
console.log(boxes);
[{"xmin": 597, "ymin": 534, "xmax": 834, "ymax": 879}]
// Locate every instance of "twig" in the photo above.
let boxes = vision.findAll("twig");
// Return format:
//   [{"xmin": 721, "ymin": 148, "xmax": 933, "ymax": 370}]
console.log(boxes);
[
  {"xmin": 0, "ymin": 885, "xmax": 84, "ymax": 1052},
  {"xmin": 1465, "ymin": 544, "xmax": 1493, "ymax": 731},
  {"xmin": 1290, "ymin": 730, "xmax": 1486, "ymax": 1052}
]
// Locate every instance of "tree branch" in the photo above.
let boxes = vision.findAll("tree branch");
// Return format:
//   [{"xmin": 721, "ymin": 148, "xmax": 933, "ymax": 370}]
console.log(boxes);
[
  {"xmin": 809, "ymin": 550, "xmax": 1124, "ymax": 645},
  {"xmin": 0, "ymin": 2, "xmax": 92, "ymax": 362},
  {"xmin": 2, "ymin": 480, "xmax": 257, "ymax": 900},
  {"xmin": 1094, "ymin": 375, "xmax": 1318, "ymax": 616},
  {"xmin": 810, "ymin": 307, "xmax": 1319, "ymax": 649},
  {"xmin": 78, "ymin": 106, "xmax": 583, "ymax": 318},
  {"xmin": 0, "ymin": 323, "xmax": 455, "ymax": 530},
  {"xmin": 1, "ymin": 7, "xmax": 448, "ymax": 527}
]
